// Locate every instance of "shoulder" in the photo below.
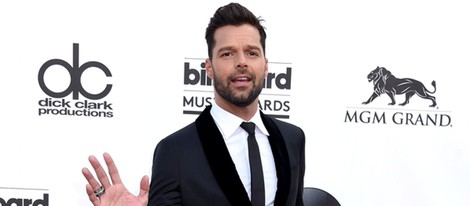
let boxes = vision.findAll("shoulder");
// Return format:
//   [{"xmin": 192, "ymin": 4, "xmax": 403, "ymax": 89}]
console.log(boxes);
[
  {"xmin": 271, "ymin": 117, "xmax": 301, "ymax": 129},
  {"xmin": 154, "ymin": 122, "xmax": 199, "ymax": 151},
  {"xmin": 267, "ymin": 116, "xmax": 304, "ymax": 137}
]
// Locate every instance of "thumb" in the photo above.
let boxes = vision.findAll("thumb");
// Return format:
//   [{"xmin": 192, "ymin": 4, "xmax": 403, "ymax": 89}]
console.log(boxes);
[{"xmin": 139, "ymin": 175, "xmax": 150, "ymax": 198}]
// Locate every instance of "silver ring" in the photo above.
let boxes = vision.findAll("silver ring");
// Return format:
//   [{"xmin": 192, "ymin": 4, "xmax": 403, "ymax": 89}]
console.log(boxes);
[{"xmin": 94, "ymin": 186, "xmax": 105, "ymax": 198}]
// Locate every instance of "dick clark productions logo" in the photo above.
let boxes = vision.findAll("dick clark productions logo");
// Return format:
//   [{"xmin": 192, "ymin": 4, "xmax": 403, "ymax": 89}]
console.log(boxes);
[{"xmin": 37, "ymin": 43, "xmax": 114, "ymax": 118}]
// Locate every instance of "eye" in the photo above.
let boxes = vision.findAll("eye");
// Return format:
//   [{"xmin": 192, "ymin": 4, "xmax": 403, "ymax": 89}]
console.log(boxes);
[
  {"xmin": 221, "ymin": 52, "xmax": 232, "ymax": 57},
  {"xmin": 248, "ymin": 51, "xmax": 259, "ymax": 56}
]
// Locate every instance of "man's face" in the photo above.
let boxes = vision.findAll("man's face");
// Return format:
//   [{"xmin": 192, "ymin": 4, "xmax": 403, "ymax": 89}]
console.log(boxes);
[{"xmin": 206, "ymin": 24, "xmax": 268, "ymax": 107}]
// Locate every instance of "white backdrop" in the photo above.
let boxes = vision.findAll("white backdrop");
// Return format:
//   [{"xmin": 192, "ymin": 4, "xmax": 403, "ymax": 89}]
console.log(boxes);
[{"xmin": 1, "ymin": 0, "xmax": 469, "ymax": 205}]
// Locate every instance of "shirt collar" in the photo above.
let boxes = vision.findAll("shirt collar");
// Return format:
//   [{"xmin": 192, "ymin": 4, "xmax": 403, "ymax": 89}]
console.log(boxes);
[{"xmin": 210, "ymin": 101, "xmax": 269, "ymax": 139}]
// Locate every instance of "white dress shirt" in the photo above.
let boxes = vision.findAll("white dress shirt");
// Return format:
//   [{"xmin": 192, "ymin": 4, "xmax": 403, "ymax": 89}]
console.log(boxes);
[{"xmin": 210, "ymin": 102, "xmax": 277, "ymax": 206}]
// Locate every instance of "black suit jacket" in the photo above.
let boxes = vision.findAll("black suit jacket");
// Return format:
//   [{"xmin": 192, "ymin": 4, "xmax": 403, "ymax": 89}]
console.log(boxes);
[{"xmin": 148, "ymin": 106, "xmax": 305, "ymax": 206}]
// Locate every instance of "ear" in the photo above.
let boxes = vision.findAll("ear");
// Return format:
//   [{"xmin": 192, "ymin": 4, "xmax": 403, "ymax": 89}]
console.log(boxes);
[{"xmin": 205, "ymin": 58, "xmax": 214, "ymax": 80}]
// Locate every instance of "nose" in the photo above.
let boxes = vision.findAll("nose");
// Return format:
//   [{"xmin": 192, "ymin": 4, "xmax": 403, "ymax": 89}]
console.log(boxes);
[{"xmin": 236, "ymin": 55, "xmax": 248, "ymax": 69}]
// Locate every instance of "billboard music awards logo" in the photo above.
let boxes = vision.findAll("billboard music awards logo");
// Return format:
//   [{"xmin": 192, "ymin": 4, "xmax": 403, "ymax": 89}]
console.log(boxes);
[
  {"xmin": 0, "ymin": 187, "xmax": 48, "ymax": 206},
  {"xmin": 183, "ymin": 58, "xmax": 292, "ymax": 119},
  {"xmin": 37, "ymin": 43, "xmax": 113, "ymax": 118},
  {"xmin": 344, "ymin": 66, "xmax": 452, "ymax": 127}
]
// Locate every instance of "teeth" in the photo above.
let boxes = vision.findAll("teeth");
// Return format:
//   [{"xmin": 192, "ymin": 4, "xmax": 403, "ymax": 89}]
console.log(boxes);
[{"xmin": 237, "ymin": 77, "xmax": 249, "ymax": 81}]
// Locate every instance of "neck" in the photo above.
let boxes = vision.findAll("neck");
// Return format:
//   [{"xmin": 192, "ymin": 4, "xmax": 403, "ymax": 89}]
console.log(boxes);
[{"xmin": 214, "ymin": 98, "xmax": 258, "ymax": 121}]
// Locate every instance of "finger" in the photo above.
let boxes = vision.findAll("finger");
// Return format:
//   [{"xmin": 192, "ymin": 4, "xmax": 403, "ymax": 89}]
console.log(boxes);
[
  {"xmin": 89, "ymin": 154, "xmax": 112, "ymax": 188},
  {"xmin": 103, "ymin": 152, "xmax": 123, "ymax": 185},
  {"xmin": 139, "ymin": 175, "xmax": 150, "ymax": 205},
  {"xmin": 140, "ymin": 175, "xmax": 150, "ymax": 195},
  {"xmin": 85, "ymin": 184, "xmax": 101, "ymax": 206},
  {"xmin": 82, "ymin": 167, "xmax": 102, "ymax": 194}
]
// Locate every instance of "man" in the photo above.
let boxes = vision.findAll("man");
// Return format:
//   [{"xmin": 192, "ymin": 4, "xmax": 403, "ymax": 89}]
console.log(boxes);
[{"xmin": 82, "ymin": 3, "xmax": 305, "ymax": 206}]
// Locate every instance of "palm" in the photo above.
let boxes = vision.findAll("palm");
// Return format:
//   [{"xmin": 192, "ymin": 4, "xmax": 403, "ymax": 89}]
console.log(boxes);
[
  {"xmin": 82, "ymin": 153, "xmax": 149, "ymax": 206},
  {"xmin": 97, "ymin": 184, "xmax": 146, "ymax": 206}
]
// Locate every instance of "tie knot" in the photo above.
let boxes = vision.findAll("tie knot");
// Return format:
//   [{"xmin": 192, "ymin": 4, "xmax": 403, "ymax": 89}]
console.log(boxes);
[{"xmin": 240, "ymin": 122, "xmax": 256, "ymax": 136}]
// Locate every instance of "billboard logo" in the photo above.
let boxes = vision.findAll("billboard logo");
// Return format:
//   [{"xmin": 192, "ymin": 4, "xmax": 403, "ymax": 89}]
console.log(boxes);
[
  {"xmin": 0, "ymin": 187, "xmax": 49, "ymax": 206},
  {"xmin": 0, "ymin": 193, "xmax": 48, "ymax": 206},
  {"xmin": 37, "ymin": 43, "xmax": 113, "ymax": 118},
  {"xmin": 182, "ymin": 58, "xmax": 292, "ymax": 119}
]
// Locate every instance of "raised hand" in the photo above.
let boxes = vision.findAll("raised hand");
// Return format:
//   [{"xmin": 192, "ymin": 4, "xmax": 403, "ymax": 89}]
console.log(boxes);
[{"xmin": 82, "ymin": 153, "xmax": 149, "ymax": 206}]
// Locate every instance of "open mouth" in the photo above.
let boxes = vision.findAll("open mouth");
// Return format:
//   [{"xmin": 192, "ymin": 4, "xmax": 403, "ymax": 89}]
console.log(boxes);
[{"xmin": 231, "ymin": 75, "xmax": 252, "ymax": 87}]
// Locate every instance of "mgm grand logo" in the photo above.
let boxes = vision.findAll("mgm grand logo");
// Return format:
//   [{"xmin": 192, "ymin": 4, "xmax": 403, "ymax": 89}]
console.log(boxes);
[{"xmin": 345, "ymin": 66, "xmax": 451, "ymax": 127}]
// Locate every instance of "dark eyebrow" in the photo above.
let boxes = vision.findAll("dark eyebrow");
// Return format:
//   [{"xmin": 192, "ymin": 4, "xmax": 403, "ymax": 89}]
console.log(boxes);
[
  {"xmin": 216, "ymin": 46, "xmax": 235, "ymax": 54},
  {"xmin": 246, "ymin": 45, "xmax": 262, "ymax": 52},
  {"xmin": 216, "ymin": 45, "xmax": 262, "ymax": 54}
]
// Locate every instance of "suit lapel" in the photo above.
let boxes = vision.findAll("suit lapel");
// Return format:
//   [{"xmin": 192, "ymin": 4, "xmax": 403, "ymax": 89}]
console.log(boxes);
[
  {"xmin": 196, "ymin": 106, "xmax": 291, "ymax": 206},
  {"xmin": 196, "ymin": 106, "xmax": 252, "ymax": 206},
  {"xmin": 261, "ymin": 112, "xmax": 291, "ymax": 206}
]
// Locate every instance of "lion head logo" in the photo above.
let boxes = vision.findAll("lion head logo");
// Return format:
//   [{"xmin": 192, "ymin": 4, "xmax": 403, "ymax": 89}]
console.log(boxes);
[{"xmin": 362, "ymin": 66, "xmax": 437, "ymax": 107}]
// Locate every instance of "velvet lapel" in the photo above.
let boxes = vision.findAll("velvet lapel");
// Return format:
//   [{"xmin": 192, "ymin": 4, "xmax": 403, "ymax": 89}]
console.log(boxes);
[
  {"xmin": 260, "ymin": 111, "xmax": 291, "ymax": 206},
  {"xmin": 195, "ymin": 106, "xmax": 252, "ymax": 206}
]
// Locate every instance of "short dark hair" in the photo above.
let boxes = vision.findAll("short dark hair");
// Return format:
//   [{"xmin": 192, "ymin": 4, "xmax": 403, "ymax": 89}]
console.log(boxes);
[{"xmin": 205, "ymin": 3, "xmax": 267, "ymax": 60}]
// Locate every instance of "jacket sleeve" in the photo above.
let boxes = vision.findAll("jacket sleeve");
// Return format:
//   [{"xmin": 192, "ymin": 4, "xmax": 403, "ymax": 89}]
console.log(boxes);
[
  {"xmin": 148, "ymin": 138, "xmax": 182, "ymax": 206},
  {"xmin": 296, "ymin": 128, "xmax": 306, "ymax": 206}
]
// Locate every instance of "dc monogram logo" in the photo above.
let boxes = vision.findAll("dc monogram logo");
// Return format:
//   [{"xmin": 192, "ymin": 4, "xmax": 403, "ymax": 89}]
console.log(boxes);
[{"xmin": 38, "ymin": 43, "xmax": 112, "ymax": 100}]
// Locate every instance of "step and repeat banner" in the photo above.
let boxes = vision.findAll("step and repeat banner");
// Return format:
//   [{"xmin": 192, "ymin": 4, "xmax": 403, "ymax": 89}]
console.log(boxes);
[{"xmin": 1, "ymin": 0, "xmax": 469, "ymax": 205}]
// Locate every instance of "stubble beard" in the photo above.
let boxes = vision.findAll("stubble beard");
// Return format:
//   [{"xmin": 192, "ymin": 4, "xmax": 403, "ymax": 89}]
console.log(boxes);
[{"xmin": 213, "ymin": 72, "xmax": 263, "ymax": 107}]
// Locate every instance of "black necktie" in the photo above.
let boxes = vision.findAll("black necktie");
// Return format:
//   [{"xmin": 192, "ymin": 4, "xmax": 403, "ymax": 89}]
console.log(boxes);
[{"xmin": 240, "ymin": 122, "xmax": 265, "ymax": 206}]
